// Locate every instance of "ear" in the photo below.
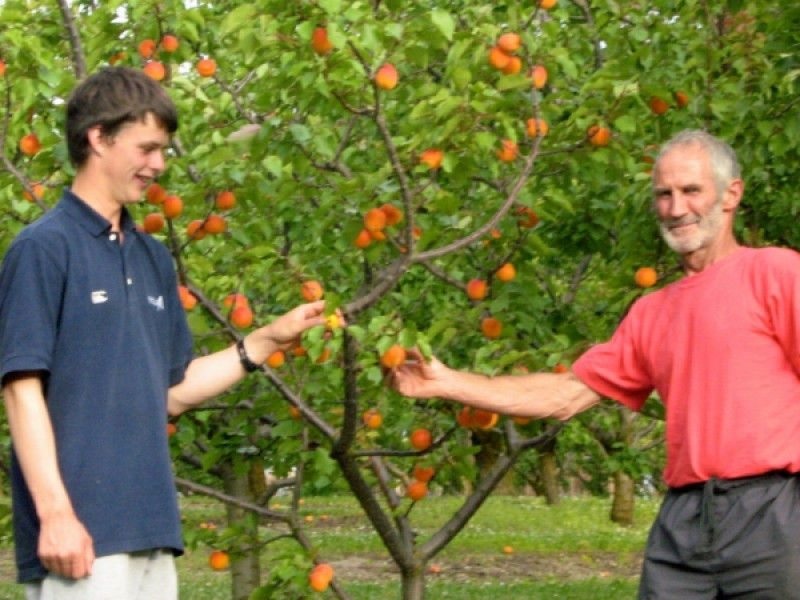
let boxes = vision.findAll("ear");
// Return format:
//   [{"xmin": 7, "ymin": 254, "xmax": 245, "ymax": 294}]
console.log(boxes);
[
  {"xmin": 86, "ymin": 125, "xmax": 107, "ymax": 157},
  {"xmin": 722, "ymin": 178, "xmax": 744, "ymax": 211}
]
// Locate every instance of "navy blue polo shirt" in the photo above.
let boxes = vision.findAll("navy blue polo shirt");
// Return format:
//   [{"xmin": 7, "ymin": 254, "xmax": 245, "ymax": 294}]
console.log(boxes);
[{"xmin": 0, "ymin": 189, "xmax": 194, "ymax": 583}]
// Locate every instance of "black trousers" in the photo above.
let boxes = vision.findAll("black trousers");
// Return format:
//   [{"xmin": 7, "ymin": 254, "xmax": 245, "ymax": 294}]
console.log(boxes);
[{"xmin": 638, "ymin": 472, "xmax": 800, "ymax": 599}]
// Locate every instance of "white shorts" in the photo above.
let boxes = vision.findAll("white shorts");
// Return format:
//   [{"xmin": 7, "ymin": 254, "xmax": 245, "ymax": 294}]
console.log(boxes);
[{"xmin": 24, "ymin": 549, "xmax": 177, "ymax": 600}]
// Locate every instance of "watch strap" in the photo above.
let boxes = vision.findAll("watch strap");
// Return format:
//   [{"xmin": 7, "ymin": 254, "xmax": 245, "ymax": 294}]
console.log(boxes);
[{"xmin": 236, "ymin": 339, "xmax": 260, "ymax": 373}]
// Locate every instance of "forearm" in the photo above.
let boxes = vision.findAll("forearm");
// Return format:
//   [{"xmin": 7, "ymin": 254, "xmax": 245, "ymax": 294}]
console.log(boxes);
[
  {"xmin": 431, "ymin": 367, "xmax": 602, "ymax": 421},
  {"xmin": 167, "ymin": 332, "xmax": 281, "ymax": 416},
  {"xmin": 3, "ymin": 375, "xmax": 75, "ymax": 519}
]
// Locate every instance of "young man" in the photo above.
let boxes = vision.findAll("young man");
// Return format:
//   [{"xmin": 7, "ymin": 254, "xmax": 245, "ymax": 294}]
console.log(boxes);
[
  {"xmin": 0, "ymin": 66, "xmax": 328, "ymax": 599},
  {"xmin": 389, "ymin": 130, "xmax": 800, "ymax": 598}
]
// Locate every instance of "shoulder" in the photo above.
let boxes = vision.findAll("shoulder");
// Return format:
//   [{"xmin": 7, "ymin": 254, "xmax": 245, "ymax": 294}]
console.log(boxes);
[
  {"xmin": 742, "ymin": 246, "xmax": 800, "ymax": 266},
  {"xmin": 4, "ymin": 209, "xmax": 72, "ymax": 265},
  {"xmin": 736, "ymin": 246, "xmax": 800, "ymax": 280}
]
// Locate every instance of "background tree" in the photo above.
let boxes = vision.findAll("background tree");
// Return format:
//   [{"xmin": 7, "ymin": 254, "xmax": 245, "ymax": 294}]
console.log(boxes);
[{"xmin": 1, "ymin": 1, "xmax": 799, "ymax": 598}]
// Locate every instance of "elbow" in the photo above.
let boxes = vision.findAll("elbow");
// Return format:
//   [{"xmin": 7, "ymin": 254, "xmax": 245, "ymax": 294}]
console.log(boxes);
[{"xmin": 166, "ymin": 394, "xmax": 186, "ymax": 417}]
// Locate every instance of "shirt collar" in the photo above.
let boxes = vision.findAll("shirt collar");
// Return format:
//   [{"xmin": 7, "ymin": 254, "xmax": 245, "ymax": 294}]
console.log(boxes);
[{"xmin": 59, "ymin": 188, "xmax": 137, "ymax": 237}]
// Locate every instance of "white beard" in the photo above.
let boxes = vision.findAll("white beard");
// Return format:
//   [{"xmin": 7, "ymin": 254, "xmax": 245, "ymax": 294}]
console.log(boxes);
[{"xmin": 659, "ymin": 198, "xmax": 724, "ymax": 254}]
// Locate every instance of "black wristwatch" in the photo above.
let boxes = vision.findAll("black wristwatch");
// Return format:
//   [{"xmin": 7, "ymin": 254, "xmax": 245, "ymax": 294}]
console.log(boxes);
[{"xmin": 236, "ymin": 339, "xmax": 260, "ymax": 373}]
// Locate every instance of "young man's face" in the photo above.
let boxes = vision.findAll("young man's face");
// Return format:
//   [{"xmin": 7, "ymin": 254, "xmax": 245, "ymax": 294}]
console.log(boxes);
[
  {"xmin": 652, "ymin": 144, "xmax": 726, "ymax": 255},
  {"xmin": 94, "ymin": 112, "xmax": 169, "ymax": 206}
]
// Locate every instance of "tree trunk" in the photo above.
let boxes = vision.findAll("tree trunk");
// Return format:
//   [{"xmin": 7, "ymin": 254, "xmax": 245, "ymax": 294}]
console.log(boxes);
[
  {"xmin": 474, "ymin": 431, "xmax": 515, "ymax": 494},
  {"xmin": 539, "ymin": 450, "xmax": 561, "ymax": 505},
  {"xmin": 609, "ymin": 470, "xmax": 635, "ymax": 526},
  {"xmin": 401, "ymin": 568, "xmax": 425, "ymax": 600},
  {"xmin": 222, "ymin": 462, "xmax": 263, "ymax": 600}
]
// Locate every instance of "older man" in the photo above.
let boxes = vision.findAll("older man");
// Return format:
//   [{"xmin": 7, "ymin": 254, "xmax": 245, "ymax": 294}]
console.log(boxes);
[{"xmin": 388, "ymin": 130, "xmax": 800, "ymax": 599}]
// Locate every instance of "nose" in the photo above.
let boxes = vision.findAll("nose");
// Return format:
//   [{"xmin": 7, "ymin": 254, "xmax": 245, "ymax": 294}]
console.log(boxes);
[
  {"xmin": 150, "ymin": 149, "xmax": 166, "ymax": 175},
  {"xmin": 666, "ymin": 192, "xmax": 689, "ymax": 219}
]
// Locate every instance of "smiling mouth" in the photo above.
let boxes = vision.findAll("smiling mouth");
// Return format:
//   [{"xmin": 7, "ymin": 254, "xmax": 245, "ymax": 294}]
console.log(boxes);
[{"xmin": 666, "ymin": 218, "xmax": 699, "ymax": 232}]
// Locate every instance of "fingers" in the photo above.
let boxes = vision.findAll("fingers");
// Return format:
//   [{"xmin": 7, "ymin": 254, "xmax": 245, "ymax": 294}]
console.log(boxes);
[
  {"xmin": 38, "ymin": 517, "xmax": 94, "ymax": 579},
  {"xmin": 85, "ymin": 542, "xmax": 96, "ymax": 577},
  {"xmin": 404, "ymin": 347, "xmax": 427, "ymax": 363},
  {"xmin": 42, "ymin": 550, "xmax": 92, "ymax": 579}
]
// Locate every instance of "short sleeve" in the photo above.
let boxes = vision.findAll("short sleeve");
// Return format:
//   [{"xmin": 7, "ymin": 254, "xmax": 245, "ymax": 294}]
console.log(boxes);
[
  {"xmin": 0, "ymin": 238, "xmax": 66, "ymax": 381},
  {"xmin": 571, "ymin": 306, "xmax": 655, "ymax": 412}
]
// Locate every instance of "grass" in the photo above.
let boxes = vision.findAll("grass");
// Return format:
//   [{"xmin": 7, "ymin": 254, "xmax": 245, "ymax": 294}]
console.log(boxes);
[{"xmin": 0, "ymin": 494, "xmax": 659, "ymax": 599}]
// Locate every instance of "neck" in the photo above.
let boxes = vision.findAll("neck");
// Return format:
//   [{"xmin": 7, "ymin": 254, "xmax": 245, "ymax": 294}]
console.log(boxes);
[
  {"xmin": 681, "ymin": 236, "xmax": 741, "ymax": 276},
  {"xmin": 71, "ymin": 171, "xmax": 123, "ymax": 231}
]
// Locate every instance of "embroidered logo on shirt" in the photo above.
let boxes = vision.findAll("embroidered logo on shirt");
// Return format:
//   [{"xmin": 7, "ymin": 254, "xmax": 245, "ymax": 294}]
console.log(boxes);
[
  {"xmin": 91, "ymin": 290, "xmax": 108, "ymax": 304},
  {"xmin": 148, "ymin": 295, "xmax": 165, "ymax": 311}
]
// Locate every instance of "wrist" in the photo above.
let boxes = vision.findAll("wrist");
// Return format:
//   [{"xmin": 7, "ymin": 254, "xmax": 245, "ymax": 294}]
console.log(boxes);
[{"xmin": 236, "ymin": 338, "xmax": 261, "ymax": 373}]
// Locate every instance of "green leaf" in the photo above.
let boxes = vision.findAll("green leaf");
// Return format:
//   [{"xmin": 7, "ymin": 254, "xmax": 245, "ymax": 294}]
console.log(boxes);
[
  {"xmin": 263, "ymin": 156, "xmax": 283, "ymax": 178},
  {"xmin": 289, "ymin": 124, "xmax": 312, "ymax": 144},
  {"xmin": 613, "ymin": 114, "xmax": 637, "ymax": 133},
  {"xmin": 220, "ymin": 4, "xmax": 257, "ymax": 36},
  {"xmin": 431, "ymin": 9, "xmax": 455, "ymax": 41},
  {"xmin": 319, "ymin": 0, "xmax": 342, "ymax": 15}
]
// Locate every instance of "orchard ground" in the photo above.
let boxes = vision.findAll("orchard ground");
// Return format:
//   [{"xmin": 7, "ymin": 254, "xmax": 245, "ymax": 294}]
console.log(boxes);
[{"xmin": 0, "ymin": 494, "xmax": 659, "ymax": 599}]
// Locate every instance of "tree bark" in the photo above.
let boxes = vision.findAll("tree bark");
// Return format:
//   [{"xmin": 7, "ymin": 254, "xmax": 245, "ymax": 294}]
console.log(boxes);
[
  {"xmin": 609, "ymin": 470, "xmax": 635, "ymax": 525},
  {"xmin": 539, "ymin": 449, "xmax": 561, "ymax": 505},
  {"xmin": 401, "ymin": 568, "xmax": 426, "ymax": 600},
  {"xmin": 222, "ymin": 462, "xmax": 263, "ymax": 600}
]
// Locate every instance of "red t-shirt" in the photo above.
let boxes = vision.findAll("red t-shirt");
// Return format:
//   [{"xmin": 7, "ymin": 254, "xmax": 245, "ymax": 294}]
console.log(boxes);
[{"xmin": 573, "ymin": 247, "xmax": 800, "ymax": 487}]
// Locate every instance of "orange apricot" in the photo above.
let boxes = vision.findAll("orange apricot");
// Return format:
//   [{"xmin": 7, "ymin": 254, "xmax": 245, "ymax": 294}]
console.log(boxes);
[
  {"xmin": 196, "ymin": 58, "xmax": 217, "ymax": 77},
  {"xmin": 380, "ymin": 203, "xmax": 403, "ymax": 226},
  {"xmin": 531, "ymin": 64, "xmax": 548, "ymax": 89},
  {"xmin": 526, "ymin": 118, "xmax": 549, "ymax": 137},
  {"xmin": 650, "ymin": 97, "xmax": 669, "ymax": 115},
  {"xmin": 19, "ymin": 133, "xmax": 41, "ymax": 156},
  {"xmin": 497, "ymin": 33, "xmax": 521, "ymax": 54},
  {"xmin": 481, "ymin": 317, "xmax": 503, "ymax": 339},
  {"xmin": 161, "ymin": 34, "xmax": 179, "ymax": 53},
  {"xmin": 495, "ymin": 263, "xmax": 516, "ymax": 282},
  {"xmin": 364, "ymin": 208, "xmax": 387, "ymax": 232},
  {"xmin": 466, "ymin": 279, "xmax": 488, "ymax": 301},
  {"xmin": 178, "ymin": 285, "xmax": 197, "ymax": 311},
  {"xmin": 146, "ymin": 182, "xmax": 167, "ymax": 205},
  {"xmin": 409, "ymin": 428, "xmax": 432, "ymax": 451},
  {"xmin": 488, "ymin": 46, "xmax": 511, "ymax": 70},
  {"xmin": 501, "ymin": 55, "xmax": 522, "ymax": 75},
  {"xmin": 635, "ymin": 266, "xmax": 658, "ymax": 288},
  {"xmin": 230, "ymin": 305, "xmax": 254, "ymax": 329},
  {"xmin": 374, "ymin": 63, "xmax": 398, "ymax": 90},
  {"xmin": 516, "ymin": 206, "xmax": 540, "ymax": 228},
  {"xmin": 380, "ymin": 344, "xmax": 407, "ymax": 369},
  {"xmin": 162, "ymin": 195, "xmax": 183, "ymax": 219},
  {"xmin": 354, "ymin": 229, "xmax": 372, "ymax": 249},
  {"xmin": 138, "ymin": 39, "xmax": 157, "ymax": 59},
  {"xmin": 301, "ymin": 280, "xmax": 324, "ymax": 301},
  {"xmin": 311, "ymin": 27, "xmax": 334, "ymax": 55},
  {"xmin": 143, "ymin": 61, "xmax": 166, "ymax": 81},
  {"xmin": 215, "ymin": 190, "xmax": 236, "ymax": 210},
  {"xmin": 407, "ymin": 480, "xmax": 428, "ymax": 501},
  {"xmin": 203, "ymin": 214, "xmax": 226, "ymax": 235},
  {"xmin": 186, "ymin": 220, "xmax": 206, "ymax": 241},
  {"xmin": 420, "ymin": 149, "xmax": 443, "ymax": 169},
  {"xmin": 496, "ymin": 139, "xmax": 518, "ymax": 162},
  {"xmin": 413, "ymin": 464, "xmax": 435, "ymax": 483},
  {"xmin": 362, "ymin": 409, "xmax": 383, "ymax": 429},
  {"xmin": 209, "ymin": 550, "xmax": 229, "ymax": 570},
  {"xmin": 143, "ymin": 212, "xmax": 166, "ymax": 234},
  {"xmin": 587, "ymin": 125, "xmax": 611, "ymax": 147},
  {"xmin": 266, "ymin": 351, "xmax": 285, "ymax": 368}
]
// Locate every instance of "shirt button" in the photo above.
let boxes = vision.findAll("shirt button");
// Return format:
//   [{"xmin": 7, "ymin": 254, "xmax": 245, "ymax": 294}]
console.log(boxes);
[
  {"xmin": 109, "ymin": 233, "xmax": 117, "ymax": 241},
  {"xmin": 127, "ymin": 278, "xmax": 133, "ymax": 285}
]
